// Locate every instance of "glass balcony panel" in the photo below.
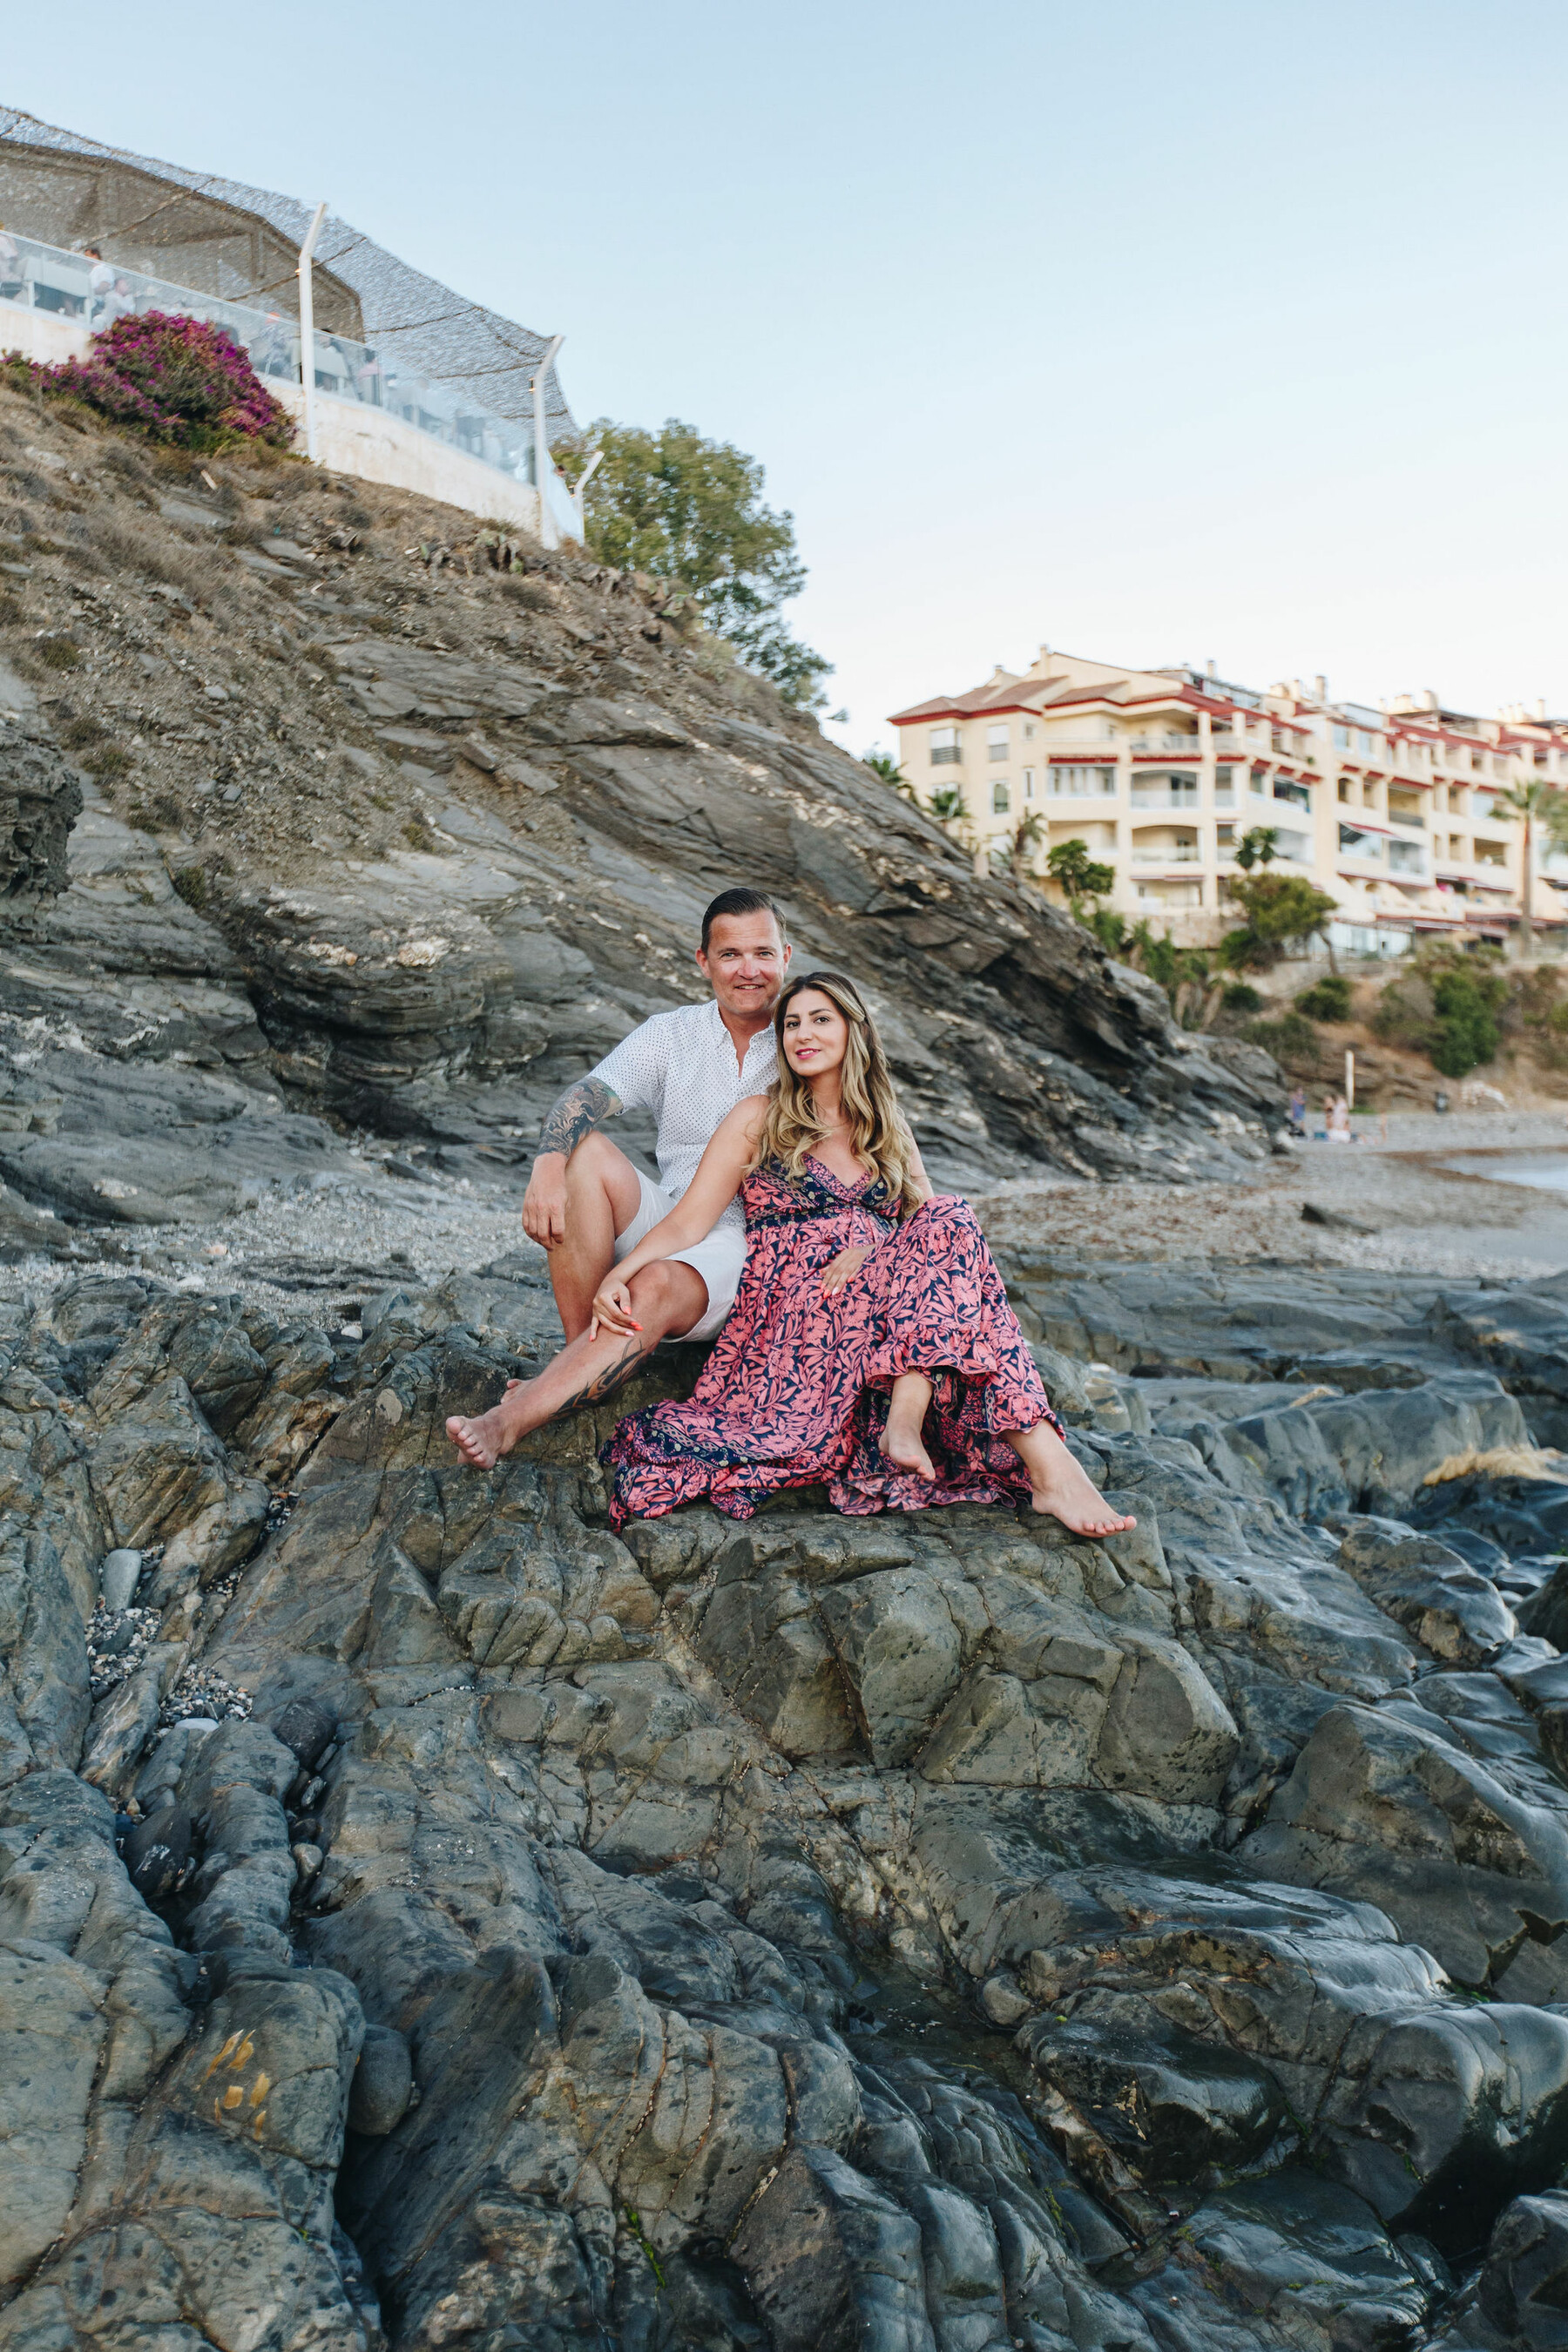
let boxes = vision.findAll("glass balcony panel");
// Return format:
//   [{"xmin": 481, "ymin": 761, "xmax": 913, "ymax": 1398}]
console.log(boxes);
[{"xmin": 0, "ymin": 226, "xmax": 557, "ymax": 501}]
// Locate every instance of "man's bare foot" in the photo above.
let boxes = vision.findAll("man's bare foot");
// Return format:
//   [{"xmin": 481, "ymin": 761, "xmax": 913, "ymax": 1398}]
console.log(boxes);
[
  {"xmin": 881, "ymin": 1418, "xmax": 936, "ymax": 1483},
  {"xmin": 1028, "ymin": 1447, "xmax": 1134, "ymax": 1538},
  {"xmin": 446, "ymin": 1396, "xmax": 523, "ymax": 1470}
]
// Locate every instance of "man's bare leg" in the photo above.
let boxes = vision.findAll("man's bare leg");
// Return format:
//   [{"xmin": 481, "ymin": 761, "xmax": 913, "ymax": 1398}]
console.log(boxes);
[
  {"xmin": 881, "ymin": 1371, "xmax": 936, "ymax": 1483},
  {"xmin": 548, "ymin": 1132, "xmax": 646, "ymax": 1341},
  {"xmin": 1005, "ymin": 1421, "xmax": 1137, "ymax": 1538},
  {"xmin": 448, "ymin": 1260, "xmax": 708, "ymax": 1470}
]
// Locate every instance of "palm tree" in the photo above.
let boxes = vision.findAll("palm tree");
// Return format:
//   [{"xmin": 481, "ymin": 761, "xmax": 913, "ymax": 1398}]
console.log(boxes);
[
  {"xmin": 1497, "ymin": 776, "xmax": 1565, "ymax": 954},
  {"xmin": 862, "ymin": 750, "xmax": 906, "ymax": 793},
  {"xmin": 1234, "ymin": 825, "xmax": 1280, "ymax": 872},
  {"xmin": 1011, "ymin": 810, "xmax": 1046, "ymax": 874}
]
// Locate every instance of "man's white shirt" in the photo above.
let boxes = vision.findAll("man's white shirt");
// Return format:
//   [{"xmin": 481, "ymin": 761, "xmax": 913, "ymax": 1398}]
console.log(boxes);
[{"xmin": 589, "ymin": 1001, "xmax": 777, "ymax": 1233}]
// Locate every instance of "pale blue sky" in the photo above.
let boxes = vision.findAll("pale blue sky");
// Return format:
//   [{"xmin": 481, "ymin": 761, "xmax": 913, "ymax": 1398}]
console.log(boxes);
[{"xmin": 5, "ymin": 2, "xmax": 1565, "ymax": 747}]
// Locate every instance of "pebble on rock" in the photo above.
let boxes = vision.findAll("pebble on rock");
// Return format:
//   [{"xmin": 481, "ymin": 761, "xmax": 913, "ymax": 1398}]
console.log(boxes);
[{"xmin": 98, "ymin": 1547, "xmax": 143, "ymax": 1611}]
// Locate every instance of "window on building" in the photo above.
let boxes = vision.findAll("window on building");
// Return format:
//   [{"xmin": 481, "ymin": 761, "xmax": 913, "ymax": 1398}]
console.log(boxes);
[
  {"xmin": 929, "ymin": 726, "xmax": 960, "ymax": 764},
  {"xmin": 1334, "ymin": 726, "xmax": 1350, "ymax": 748},
  {"xmin": 1338, "ymin": 781, "xmax": 1350, "ymax": 803},
  {"xmin": 1250, "ymin": 769, "xmax": 1267, "ymax": 797},
  {"xmin": 1358, "ymin": 731, "xmax": 1377, "ymax": 757},
  {"xmin": 992, "ymin": 780, "xmax": 1011, "ymax": 814},
  {"xmin": 1022, "ymin": 768, "xmax": 1036, "ymax": 801},
  {"xmin": 988, "ymin": 725, "xmax": 1009, "ymax": 761},
  {"xmin": 1023, "ymin": 723, "xmax": 1036, "ymax": 740}
]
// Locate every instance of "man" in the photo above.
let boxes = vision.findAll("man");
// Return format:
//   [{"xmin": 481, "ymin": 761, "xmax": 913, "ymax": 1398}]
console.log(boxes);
[{"xmin": 447, "ymin": 888, "xmax": 789, "ymax": 1467}]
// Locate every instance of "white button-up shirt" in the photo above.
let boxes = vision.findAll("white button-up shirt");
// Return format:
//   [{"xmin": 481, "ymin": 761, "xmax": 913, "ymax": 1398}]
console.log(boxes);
[{"xmin": 590, "ymin": 1000, "xmax": 778, "ymax": 1233}]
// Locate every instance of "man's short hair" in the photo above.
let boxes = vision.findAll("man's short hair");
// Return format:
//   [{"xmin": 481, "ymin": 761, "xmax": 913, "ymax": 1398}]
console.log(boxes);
[{"xmin": 700, "ymin": 888, "xmax": 782, "ymax": 951}]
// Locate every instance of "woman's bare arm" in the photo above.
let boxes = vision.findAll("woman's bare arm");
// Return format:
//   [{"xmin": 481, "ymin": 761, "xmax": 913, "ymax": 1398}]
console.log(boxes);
[{"xmin": 595, "ymin": 1097, "xmax": 767, "ymax": 1317}]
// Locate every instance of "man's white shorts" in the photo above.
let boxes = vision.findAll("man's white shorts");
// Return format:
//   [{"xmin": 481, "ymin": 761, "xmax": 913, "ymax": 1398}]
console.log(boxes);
[{"xmin": 613, "ymin": 1173, "xmax": 746, "ymax": 1344}]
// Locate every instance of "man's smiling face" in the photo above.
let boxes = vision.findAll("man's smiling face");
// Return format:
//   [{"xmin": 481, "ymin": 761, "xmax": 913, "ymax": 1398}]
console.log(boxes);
[{"xmin": 695, "ymin": 911, "xmax": 791, "ymax": 1018}]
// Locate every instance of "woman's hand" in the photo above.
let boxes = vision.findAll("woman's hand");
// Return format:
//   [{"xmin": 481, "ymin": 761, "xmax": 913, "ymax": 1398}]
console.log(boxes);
[
  {"xmin": 590, "ymin": 1280, "xmax": 642, "ymax": 1341},
  {"xmin": 820, "ymin": 1243, "xmax": 874, "ymax": 1296}
]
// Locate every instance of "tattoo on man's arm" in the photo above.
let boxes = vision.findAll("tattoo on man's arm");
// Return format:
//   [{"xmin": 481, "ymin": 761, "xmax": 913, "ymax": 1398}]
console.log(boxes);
[
  {"xmin": 555, "ymin": 1336, "xmax": 647, "ymax": 1416},
  {"xmin": 537, "ymin": 1077, "xmax": 622, "ymax": 1159}
]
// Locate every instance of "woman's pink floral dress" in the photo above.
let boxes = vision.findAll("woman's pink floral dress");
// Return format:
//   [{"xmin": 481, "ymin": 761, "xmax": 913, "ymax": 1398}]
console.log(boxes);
[{"xmin": 602, "ymin": 1155, "xmax": 1059, "ymax": 1528}]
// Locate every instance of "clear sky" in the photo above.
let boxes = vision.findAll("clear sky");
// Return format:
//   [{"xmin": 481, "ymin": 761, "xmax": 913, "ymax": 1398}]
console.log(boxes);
[{"xmin": 4, "ymin": 2, "xmax": 1565, "ymax": 749}]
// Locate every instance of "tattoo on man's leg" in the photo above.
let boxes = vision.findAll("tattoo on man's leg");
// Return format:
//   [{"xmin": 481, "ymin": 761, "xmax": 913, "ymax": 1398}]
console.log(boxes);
[{"xmin": 555, "ymin": 1336, "xmax": 647, "ymax": 1416}]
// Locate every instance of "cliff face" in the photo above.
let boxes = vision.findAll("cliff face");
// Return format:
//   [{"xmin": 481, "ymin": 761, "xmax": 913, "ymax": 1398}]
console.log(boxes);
[{"xmin": 0, "ymin": 387, "xmax": 1281, "ymax": 1237}]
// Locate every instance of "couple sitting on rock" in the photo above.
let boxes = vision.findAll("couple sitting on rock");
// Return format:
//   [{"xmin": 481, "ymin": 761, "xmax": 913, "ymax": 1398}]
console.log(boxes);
[{"xmin": 448, "ymin": 889, "xmax": 1131, "ymax": 1539}]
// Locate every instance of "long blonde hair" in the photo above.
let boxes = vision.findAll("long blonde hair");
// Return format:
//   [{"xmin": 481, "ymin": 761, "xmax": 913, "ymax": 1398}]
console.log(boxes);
[{"xmin": 754, "ymin": 970, "xmax": 923, "ymax": 1217}]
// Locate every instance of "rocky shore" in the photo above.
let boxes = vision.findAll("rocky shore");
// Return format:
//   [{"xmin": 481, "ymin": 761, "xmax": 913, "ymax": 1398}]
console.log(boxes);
[
  {"xmin": 6, "ymin": 1210, "xmax": 1568, "ymax": 2352},
  {"xmin": 8, "ymin": 393, "xmax": 1568, "ymax": 2351}
]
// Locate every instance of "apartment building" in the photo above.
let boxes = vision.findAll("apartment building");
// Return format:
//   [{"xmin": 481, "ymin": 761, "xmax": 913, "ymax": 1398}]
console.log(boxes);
[{"xmin": 889, "ymin": 649, "xmax": 1568, "ymax": 951}]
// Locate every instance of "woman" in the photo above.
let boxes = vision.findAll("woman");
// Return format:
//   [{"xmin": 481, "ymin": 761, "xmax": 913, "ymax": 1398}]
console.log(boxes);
[{"xmin": 597, "ymin": 971, "xmax": 1134, "ymax": 1538}]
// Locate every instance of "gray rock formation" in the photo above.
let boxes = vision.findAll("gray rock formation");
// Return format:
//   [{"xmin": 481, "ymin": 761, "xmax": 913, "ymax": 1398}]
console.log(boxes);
[
  {"xmin": 0, "ymin": 391, "xmax": 1284, "ymax": 1240},
  {"xmin": 10, "ymin": 396, "xmax": 1568, "ymax": 2349},
  {"xmin": 2, "ymin": 1251, "xmax": 1568, "ymax": 2347},
  {"xmin": 0, "ymin": 725, "xmax": 80, "ymax": 903}
]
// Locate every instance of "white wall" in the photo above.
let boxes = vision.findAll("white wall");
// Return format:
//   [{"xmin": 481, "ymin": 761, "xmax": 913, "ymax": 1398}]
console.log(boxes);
[{"xmin": 271, "ymin": 383, "xmax": 553, "ymax": 537}]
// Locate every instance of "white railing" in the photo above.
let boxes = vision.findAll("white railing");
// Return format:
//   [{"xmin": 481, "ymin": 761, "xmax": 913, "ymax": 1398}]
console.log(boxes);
[{"xmin": 0, "ymin": 225, "xmax": 578, "ymax": 535}]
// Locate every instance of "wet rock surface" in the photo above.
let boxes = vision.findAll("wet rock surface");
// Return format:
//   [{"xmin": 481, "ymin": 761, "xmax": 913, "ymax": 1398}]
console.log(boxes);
[{"xmin": 0, "ymin": 1248, "xmax": 1566, "ymax": 2349}]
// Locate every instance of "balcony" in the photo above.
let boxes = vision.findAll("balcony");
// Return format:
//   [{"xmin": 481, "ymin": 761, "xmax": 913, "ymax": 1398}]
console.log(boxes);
[
  {"xmin": 1131, "ymin": 844, "xmax": 1202, "ymax": 865},
  {"xmin": 1131, "ymin": 793, "xmax": 1201, "ymax": 814},
  {"xmin": 929, "ymin": 747, "xmax": 962, "ymax": 766},
  {"xmin": 1130, "ymin": 733, "xmax": 1205, "ymax": 756},
  {"xmin": 1388, "ymin": 807, "xmax": 1426, "ymax": 830}
]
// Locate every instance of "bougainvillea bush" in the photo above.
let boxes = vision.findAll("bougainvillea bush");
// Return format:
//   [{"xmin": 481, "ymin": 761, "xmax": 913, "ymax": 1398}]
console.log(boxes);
[{"xmin": 5, "ymin": 312, "xmax": 294, "ymax": 450}]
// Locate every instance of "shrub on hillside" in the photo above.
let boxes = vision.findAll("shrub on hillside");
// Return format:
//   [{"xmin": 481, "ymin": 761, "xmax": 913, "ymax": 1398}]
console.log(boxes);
[
  {"xmin": 1242, "ymin": 1009, "xmax": 1320, "ymax": 1067},
  {"xmin": 1296, "ymin": 973, "xmax": 1352, "ymax": 1022},
  {"xmin": 1430, "ymin": 965, "xmax": 1504, "ymax": 1077},
  {"xmin": 1373, "ymin": 950, "xmax": 1508, "ymax": 1078},
  {"xmin": 6, "ymin": 314, "xmax": 293, "ymax": 451}
]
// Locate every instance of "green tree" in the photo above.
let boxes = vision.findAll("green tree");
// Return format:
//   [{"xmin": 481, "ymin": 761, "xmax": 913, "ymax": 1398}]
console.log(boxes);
[
  {"xmin": 929, "ymin": 785, "xmax": 968, "ymax": 823},
  {"xmin": 1234, "ymin": 826, "xmax": 1280, "ymax": 872},
  {"xmin": 1497, "ymin": 776, "xmax": 1566, "ymax": 952},
  {"xmin": 1219, "ymin": 872, "xmax": 1339, "ymax": 969},
  {"xmin": 862, "ymin": 750, "xmax": 905, "ymax": 790},
  {"xmin": 576, "ymin": 418, "xmax": 831, "ymax": 708},
  {"xmin": 1045, "ymin": 837, "xmax": 1115, "ymax": 911}
]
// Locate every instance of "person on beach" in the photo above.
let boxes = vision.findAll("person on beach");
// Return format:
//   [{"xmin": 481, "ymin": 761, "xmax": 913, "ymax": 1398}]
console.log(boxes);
[
  {"xmin": 1327, "ymin": 1095, "xmax": 1353, "ymax": 1143},
  {"xmin": 597, "ymin": 970, "xmax": 1134, "ymax": 1538},
  {"xmin": 447, "ymin": 888, "xmax": 788, "ymax": 1468}
]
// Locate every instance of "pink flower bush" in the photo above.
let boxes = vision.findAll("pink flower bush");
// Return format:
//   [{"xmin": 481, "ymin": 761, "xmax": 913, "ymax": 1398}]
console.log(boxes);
[{"xmin": 10, "ymin": 312, "xmax": 294, "ymax": 449}]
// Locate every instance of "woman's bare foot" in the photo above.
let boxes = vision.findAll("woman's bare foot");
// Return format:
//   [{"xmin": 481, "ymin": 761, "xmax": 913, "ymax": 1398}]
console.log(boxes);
[
  {"xmin": 1007, "ymin": 1423, "xmax": 1136, "ymax": 1538},
  {"xmin": 881, "ymin": 1416, "xmax": 936, "ymax": 1483},
  {"xmin": 881, "ymin": 1371, "xmax": 936, "ymax": 1483}
]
